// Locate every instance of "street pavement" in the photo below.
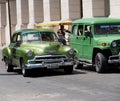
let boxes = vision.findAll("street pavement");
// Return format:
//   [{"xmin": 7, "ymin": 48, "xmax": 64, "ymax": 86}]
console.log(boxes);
[{"xmin": 0, "ymin": 50, "xmax": 120, "ymax": 101}]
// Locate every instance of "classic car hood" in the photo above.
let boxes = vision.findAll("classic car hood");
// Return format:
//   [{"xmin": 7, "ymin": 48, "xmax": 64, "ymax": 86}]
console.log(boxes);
[
  {"xmin": 94, "ymin": 35, "xmax": 120, "ymax": 45},
  {"xmin": 20, "ymin": 41, "xmax": 61, "ymax": 54}
]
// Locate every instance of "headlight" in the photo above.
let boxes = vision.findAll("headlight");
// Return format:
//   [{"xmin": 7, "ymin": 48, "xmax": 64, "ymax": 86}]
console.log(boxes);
[
  {"xmin": 111, "ymin": 41, "xmax": 117, "ymax": 47},
  {"xmin": 26, "ymin": 50, "xmax": 33, "ymax": 57},
  {"xmin": 68, "ymin": 49, "xmax": 76, "ymax": 55}
]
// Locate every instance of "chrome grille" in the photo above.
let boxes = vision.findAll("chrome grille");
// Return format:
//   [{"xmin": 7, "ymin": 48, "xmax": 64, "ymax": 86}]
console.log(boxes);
[{"xmin": 28, "ymin": 55, "xmax": 67, "ymax": 64}]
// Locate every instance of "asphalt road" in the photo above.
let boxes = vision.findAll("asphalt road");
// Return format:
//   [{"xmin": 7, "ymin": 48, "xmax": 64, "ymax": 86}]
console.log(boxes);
[{"xmin": 0, "ymin": 50, "xmax": 120, "ymax": 101}]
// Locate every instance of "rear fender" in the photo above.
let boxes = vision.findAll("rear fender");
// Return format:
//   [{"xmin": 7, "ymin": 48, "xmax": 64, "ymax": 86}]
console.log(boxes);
[{"xmin": 2, "ymin": 47, "xmax": 12, "ymax": 59}]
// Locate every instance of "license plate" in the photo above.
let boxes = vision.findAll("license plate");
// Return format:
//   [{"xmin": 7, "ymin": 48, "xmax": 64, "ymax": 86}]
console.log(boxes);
[{"xmin": 47, "ymin": 63, "xmax": 59, "ymax": 69}]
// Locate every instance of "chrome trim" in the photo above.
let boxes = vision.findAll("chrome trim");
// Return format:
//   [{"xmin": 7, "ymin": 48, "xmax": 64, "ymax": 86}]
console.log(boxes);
[
  {"xmin": 108, "ymin": 55, "xmax": 120, "ymax": 64},
  {"xmin": 25, "ymin": 55, "xmax": 74, "ymax": 69}
]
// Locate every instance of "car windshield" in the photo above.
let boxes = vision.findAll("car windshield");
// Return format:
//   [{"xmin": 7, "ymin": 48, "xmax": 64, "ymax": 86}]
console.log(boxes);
[
  {"xmin": 40, "ymin": 32, "xmax": 57, "ymax": 41},
  {"xmin": 94, "ymin": 24, "xmax": 120, "ymax": 35},
  {"xmin": 22, "ymin": 32, "xmax": 41, "ymax": 42},
  {"xmin": 22, "ymin": 31, "xmax": 57, "ymax": 42}
]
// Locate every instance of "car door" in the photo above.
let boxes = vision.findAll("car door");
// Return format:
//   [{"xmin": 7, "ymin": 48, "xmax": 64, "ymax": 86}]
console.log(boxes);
[{"xmin": 9, "ymin": 33, "xmax": 22, "ymax": 66}]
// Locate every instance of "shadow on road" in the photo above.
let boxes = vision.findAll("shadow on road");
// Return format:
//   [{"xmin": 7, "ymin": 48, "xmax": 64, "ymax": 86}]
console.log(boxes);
[
  {"xmin": 0, "ymin": 69, "xmax": 22, "ymax": 76},
  {"xmin": 76, "ymin": 65, "xmax": 120, "ymax": 74},
  {"xmin": 0, "ymin": 73, "xmax": 20, "ymax": 76},
  {"xmin": 28, "ymin": 69, "xmax": 87, "ymax": 78},
  {"xmin": 0, "ymin": 68, "xmax": 87, "ymax": 77},
  {"xmin": 0, "ymin": 66, "xmax": 119, "ymax": 78}
]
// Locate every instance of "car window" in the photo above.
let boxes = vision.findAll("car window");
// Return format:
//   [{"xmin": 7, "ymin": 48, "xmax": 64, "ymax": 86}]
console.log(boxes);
[
  {"xmin": 22, "ymin": 32, "xmax": 41, "ymax": 42},
  {"xmin": 11, "ymin": 34, "xmax": 17, "ymax": 43},
  {"xmin": 17, "ymin": 34, "xmax": 22, "ymax": 42},
  {"xmin": 41, "ymin": 32, "xmax": 57, "ymax": 41},
  {"xmin": 11, "ymin": 32, "xmax": 21, "ymax": 43}
]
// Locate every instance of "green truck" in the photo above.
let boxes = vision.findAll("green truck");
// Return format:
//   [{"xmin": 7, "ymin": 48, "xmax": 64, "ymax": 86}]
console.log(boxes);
[{"xmin": 70, "ymin": 18, "xmax": 120, "ymax": 73}]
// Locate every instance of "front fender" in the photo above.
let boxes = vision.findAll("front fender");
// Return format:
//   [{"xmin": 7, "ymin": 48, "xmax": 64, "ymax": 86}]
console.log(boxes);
[
  {"xmin": 15, "ymin": 48, "xmax": 34, "ymax": 64},
  {"xmin": 94, "ymin": 45, "xmax": 110, "ymax": 50}
]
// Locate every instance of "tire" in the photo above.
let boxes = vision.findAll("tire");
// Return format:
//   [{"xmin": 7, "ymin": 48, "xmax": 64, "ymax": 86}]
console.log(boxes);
[
  {"xmin": 4, "ymin": 58, "xmax": 14, "ymax": 72},
  {"xmin": 64, "ymin": 66, "xmax": 73, "ymax": 74},
  {"xmin": 21, "ymin": 60, "xmax": 29, "ymax": 77},
  {"xmin": 6, "ymin": 64, "xmax": 14, "ymax": 72},
  {"xmin": 95, "ymin": 53, "xmax": 108, "ymax": 73}
]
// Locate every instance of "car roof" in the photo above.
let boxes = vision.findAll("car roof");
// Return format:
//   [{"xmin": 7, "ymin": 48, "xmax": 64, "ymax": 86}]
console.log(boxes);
[
  {"xmin": 15, "ymin": 28, "xmax": 54, "ymax": 34},
  {"xmin": 72, "ymin": 18, "xmax": 120, "ymax": 25}
]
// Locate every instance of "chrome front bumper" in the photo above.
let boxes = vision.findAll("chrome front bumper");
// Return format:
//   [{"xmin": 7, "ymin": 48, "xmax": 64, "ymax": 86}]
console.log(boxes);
[{"xmin": 25, "ymin": 55, "xmax": 74, "ymax": 69}]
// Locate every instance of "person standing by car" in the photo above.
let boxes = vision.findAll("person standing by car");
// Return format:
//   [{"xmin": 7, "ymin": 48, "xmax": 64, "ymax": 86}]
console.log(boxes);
[{"xmin": 57, "ymin": 24, "xmax": 70, "ymax": 45}]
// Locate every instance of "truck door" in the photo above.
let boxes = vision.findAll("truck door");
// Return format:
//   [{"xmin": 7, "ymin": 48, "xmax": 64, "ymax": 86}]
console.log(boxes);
[
  {"xmin": 82, "ymin": 25, "xmax": 93, "ymax": 60},
  {"xmin": 70, "ymin": 25, "xmax": 83, "ymax": 58}
]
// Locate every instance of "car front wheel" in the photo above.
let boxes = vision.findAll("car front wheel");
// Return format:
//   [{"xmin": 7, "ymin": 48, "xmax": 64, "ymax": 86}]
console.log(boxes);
[
  {"xmin": 95, "ymin": 53, "xmax": 108, "ymax": 73},
  {"xmin": 21, "ymin": 60, "xmax": 29, "ymax": 77}
]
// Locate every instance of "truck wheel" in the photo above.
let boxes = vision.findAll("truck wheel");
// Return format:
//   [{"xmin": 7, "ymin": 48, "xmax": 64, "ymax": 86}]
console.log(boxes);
[
  {"xmin": 95, "ymin": 53, "xmax": 107, "ymax": 73},
  {"xmin": 21, "ymin": 60, "xmax": 29, "ymax": 77},
  {"xmin": 64, "ymin": 66, "xmax": 73, "ymax": 74}
]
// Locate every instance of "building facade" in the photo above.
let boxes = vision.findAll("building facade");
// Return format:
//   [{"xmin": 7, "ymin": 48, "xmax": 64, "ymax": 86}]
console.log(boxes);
[{"xmin": 0, "ymin": 0, "xmax": 120, "ymax": 46}]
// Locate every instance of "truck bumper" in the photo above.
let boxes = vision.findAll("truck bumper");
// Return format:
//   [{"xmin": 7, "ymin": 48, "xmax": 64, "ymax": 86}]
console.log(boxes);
[{"xmin": 108, "ymin": 53, "xmax": 120, "ymax": 64}]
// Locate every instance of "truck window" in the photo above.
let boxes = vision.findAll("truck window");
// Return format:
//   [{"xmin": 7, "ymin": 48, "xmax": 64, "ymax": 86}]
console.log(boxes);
[
  {"xmin": 78, "ymin": 25, "xmax": 83, "ymax": 36},
  {"xmin": 72, "ymin": 25, "xmax": 78, "ymax": 35},
  {"xmin": 85, "ymin": 25, "xmax": 91, "ymax": 32}
]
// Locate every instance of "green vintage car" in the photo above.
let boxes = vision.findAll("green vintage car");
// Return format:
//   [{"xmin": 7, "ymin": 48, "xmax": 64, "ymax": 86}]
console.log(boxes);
[
  {"xmin": 2, "ymin": 28, "xmax": 76, "ymax": 77},
  {"xmin": 70, "ymin": 18, "xmax": 120, "ymax": 73}
]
